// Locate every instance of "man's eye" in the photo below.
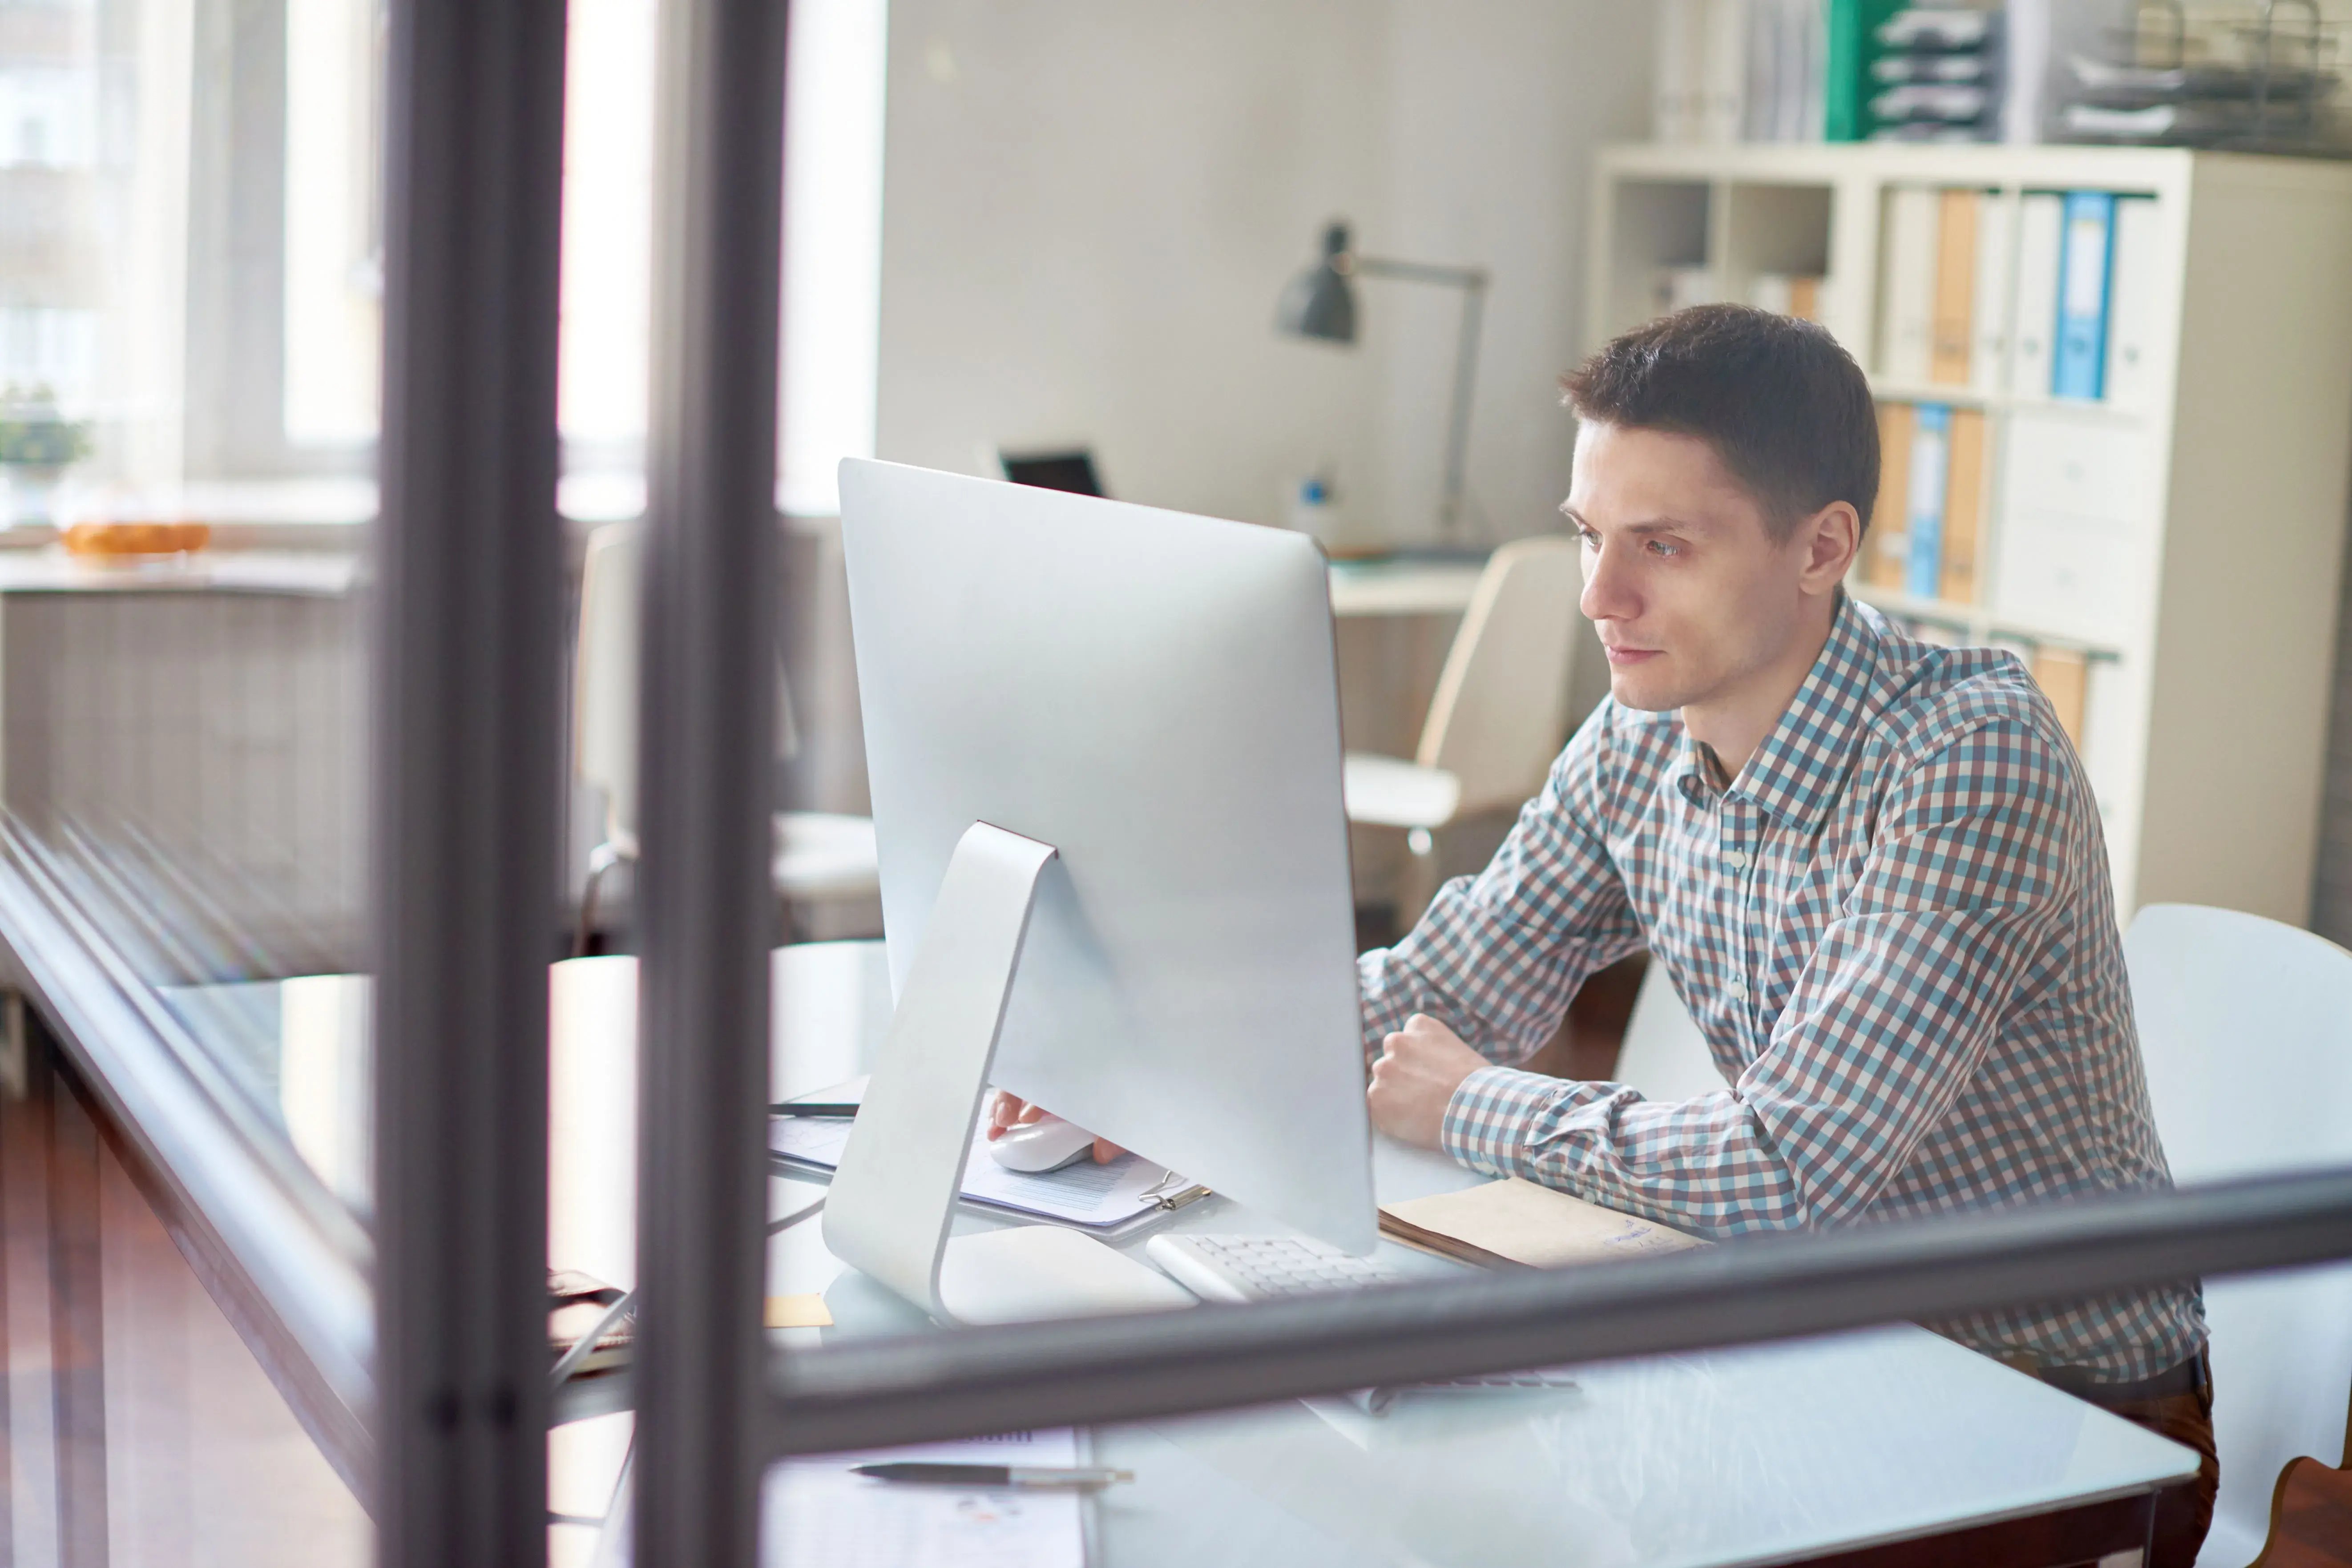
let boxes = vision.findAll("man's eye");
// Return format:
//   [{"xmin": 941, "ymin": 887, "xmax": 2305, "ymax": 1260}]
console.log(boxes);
[{"xmin": 1646, "ymin": 539, "xmax": 1681, "ymax": 558}]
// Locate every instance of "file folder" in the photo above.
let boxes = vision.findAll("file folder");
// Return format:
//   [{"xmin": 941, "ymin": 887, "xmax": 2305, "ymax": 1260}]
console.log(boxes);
[
  {"xmin": 1940, "ymin": 408, "xmax": 1987, "ymax": 604},
  {"xmin": 2053, "ymin": 190, "xmax": 2116, "ymax": 400},
  {"xmin": 1969, "ymin": 193, "xmax": 2013, "ymax": 395},
  {"xmin": 2011, "ymin": 193, "xmax": 2066, "ymax": 396},
  {"xmin": 1930, "ymin": 188, "xmax": 1978, "ymax": 384},
  {"xmin": 2104, "ymin": 197, "xmax": 2161, "ymax": 408},
  {"xmin": 1869, "ymin": 400, "xmax": 1914, "ymax": 590},
  {"xmin": 1905, "ymin": 404, "xmax": 1952, "ymax": 599},
  {"xmin": 1880, "ymin": 185, "xmax": 1940, "ymax": 382}
]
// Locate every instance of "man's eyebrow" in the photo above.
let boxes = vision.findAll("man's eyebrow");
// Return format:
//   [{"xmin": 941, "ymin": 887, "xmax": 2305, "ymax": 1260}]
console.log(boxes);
[{"xmin": 1557, "ymin": 505, "xmax": 1708, "ymax": 537}]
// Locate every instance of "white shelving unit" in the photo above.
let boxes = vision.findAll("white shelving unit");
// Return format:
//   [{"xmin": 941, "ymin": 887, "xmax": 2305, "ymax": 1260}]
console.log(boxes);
[{"xmin": 1588, "ymin": 142, "xmax": 2352, "ymax": 924}]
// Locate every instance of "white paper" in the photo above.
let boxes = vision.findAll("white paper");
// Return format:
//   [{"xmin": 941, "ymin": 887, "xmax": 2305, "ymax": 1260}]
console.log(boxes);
[
  {"xmin": 766, "ymin": 1429, "xmax": 1086, "ymax": 1568},
  {"xmin": 771, "ymin": 1084, "xmax": 1195, "ymax": 1231}
]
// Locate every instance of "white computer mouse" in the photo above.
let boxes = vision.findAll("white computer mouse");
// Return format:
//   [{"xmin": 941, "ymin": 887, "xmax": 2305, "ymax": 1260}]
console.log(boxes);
[{"xmin": 987, "ymin": 1116, "xmax": 1097, "ymax": 1174}]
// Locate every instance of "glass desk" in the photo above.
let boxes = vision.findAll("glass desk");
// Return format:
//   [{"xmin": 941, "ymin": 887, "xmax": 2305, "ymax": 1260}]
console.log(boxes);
[
  {"xmin": 619, "ymin": 943, "xmax": 2196, "ymax": 1568},
  {"xmin": 169, "ymin": 947, "xmax": 2198, "ymax": 1564}
]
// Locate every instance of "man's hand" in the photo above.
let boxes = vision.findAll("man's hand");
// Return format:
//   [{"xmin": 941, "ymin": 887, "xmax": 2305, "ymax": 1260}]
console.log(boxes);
[
  {"xmin": 985, "ymin": 1091, "xmax": 1123, "ymax": 1164},
  {"xmin": 1368, "ymin": 1014, "xmax": 1489, "ymax": 1149}
]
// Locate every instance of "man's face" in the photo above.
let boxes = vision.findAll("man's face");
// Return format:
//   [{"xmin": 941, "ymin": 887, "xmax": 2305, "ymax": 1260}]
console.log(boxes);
[{"xmin": 1563, "ymin": 421, "xmax": 1820, "ymax": 714}]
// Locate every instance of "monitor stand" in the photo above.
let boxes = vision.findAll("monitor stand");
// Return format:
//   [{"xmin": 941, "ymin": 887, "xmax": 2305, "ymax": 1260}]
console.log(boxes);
[{"xmin": 820, "ymin": 821, "xmax": 1197, "ymax": 1325}]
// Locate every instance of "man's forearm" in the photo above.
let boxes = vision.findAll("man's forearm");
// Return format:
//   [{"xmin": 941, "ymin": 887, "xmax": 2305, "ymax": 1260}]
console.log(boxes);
[{"xmin": 1440, "ymin": 1065, "xmax": 1811, "ymax": 1237}]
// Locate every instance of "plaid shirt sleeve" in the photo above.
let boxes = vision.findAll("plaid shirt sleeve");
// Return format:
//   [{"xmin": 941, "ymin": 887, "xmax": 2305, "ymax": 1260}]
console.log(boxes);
[
  {"xmin": 1357, "ymin": 706, "xmax": 1649, "ymax": 1065},
  {"xmin": 1441, "ymin": 714, "xmax": 2080, "ymax": 1237}
]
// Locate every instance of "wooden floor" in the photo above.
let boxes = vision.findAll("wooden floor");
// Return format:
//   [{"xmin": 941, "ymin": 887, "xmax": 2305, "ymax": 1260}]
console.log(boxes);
[{"xmin": 0, "ymin": 1045, "xmax": 369, "ymax": 1568}]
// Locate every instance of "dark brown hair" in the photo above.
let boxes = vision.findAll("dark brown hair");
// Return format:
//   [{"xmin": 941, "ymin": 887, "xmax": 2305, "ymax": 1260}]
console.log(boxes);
[{"xmin": 1560, "ymin": 303, "xmax": 1880, "ymax": 540}]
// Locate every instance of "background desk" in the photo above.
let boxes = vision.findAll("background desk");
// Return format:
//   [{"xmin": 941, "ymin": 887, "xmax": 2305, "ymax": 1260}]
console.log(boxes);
[
  {"xmin": 1327, "ymin": 555, "xmax": 1487, "ymax": 618},
  {"xmin": 0, "ymin": 547, "xmax": 368, "ymax": 975},
  {"xmin": 549, "ymin": 942, "xmax": 2198, "ymax": 1568}
]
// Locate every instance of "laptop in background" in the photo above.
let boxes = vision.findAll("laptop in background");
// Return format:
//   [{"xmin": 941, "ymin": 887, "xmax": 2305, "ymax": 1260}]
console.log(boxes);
[{"xmin": 995, "ymin": 447, "xmax": 1105, "ymax": 498}]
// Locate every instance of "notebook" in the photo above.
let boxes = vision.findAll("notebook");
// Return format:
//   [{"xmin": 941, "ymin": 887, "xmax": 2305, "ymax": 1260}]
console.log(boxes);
[{"xmin": 1377, "ymin": 1178, "xmax": 1707, "ymax": 1271}]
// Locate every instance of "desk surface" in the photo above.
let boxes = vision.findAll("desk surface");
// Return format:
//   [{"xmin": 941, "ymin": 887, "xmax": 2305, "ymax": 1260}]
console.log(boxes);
[
  {"xmin": 639, "ymin": 945, "xmax": 2197, "ymax": 1567},
  {"xmin": 0, "ymin": 547, "xmax": 358, "ymax": 596},
  {"xmin": 1326, "ymin": 556, "xmax": 1487, "ymax": 618},
  {"xmin": 179, "ymin": 948, "xmax": 2198, "ymax": 1566}
]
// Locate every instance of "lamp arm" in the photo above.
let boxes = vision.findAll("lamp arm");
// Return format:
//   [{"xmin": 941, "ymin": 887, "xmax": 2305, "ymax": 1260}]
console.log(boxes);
[
  {"xmin": 1354, "ymin": 255, "xmax": 1489, "ymax": 290},
  {"xmin": 1439, "ymin": 277, "xmax": 1486, "ymax": 541},
  {"xmin": 1349, "ymin": 254, "xmax": 1490, "ymax": 542}
]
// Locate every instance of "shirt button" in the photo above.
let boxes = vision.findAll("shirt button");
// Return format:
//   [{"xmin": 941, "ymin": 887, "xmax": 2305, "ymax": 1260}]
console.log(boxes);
[
  {"xmin": 1724, "ymin": 850, "xmax": 1749, "ymax": 870},
  {"xmin": 1728, "ymin": 979, "xmax": 1749, "ymax": 1001}
]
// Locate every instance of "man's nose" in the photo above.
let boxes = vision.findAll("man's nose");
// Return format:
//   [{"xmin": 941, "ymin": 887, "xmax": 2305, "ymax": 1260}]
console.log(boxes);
[{"xmin": 1579, "ymin": 541, "xmax": 1636, "ymax": 624}]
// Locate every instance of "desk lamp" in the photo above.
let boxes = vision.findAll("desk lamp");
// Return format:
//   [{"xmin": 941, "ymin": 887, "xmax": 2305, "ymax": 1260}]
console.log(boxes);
[{"xmin": 1277, "ymin": 220, "xmax": 1489, "ymax": 544}]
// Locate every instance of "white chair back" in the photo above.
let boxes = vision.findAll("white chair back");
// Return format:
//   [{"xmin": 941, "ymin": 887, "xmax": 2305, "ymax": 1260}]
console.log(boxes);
[
  {"xmin": 1416, "ymin": 538, "xmax": 1585, "ymax": 817},
  {"xmin": 2126, "ymin": 903, "xmax": 2352, "ymax": 1566},
  {"xmin": 1614, "ymin": 959, "xmax": 1726, "ymax": 1103},
  {"xmin": 576, "ymin": 521, "xmax": 644, "ymax": 849}
]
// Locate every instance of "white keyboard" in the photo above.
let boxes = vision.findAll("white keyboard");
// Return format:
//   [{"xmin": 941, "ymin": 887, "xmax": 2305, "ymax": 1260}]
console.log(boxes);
[
  {"xmin": 1145, "ymin": 1231, "xmax": 1581, "ymax": 1415},
  {"xmin": 1145, "ymin": 1231, "xmax": 1404, "ymax": 1302}
]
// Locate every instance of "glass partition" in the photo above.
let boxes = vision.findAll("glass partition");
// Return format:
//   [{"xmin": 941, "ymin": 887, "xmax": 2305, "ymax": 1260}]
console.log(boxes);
[
  {"xmin": 7, "ymin": 6, "xmax": 2352, "ymax": 1568},
  {"xmin": 0, "ymin": 0, "xmax": 374, "ymax": 1164}
]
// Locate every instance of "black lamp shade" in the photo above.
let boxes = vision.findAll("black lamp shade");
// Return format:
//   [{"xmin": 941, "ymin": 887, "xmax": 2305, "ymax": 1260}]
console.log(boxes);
[{"xmin": 1277, "ymin": 221, "xmax": 1357, "ymax": 343}]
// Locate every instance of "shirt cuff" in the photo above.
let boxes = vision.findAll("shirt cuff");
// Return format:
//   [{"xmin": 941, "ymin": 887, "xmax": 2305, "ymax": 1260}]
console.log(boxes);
[{"xmin": 1440, "ymin": 1064, "xmax": 1572, "ymax": 1178}]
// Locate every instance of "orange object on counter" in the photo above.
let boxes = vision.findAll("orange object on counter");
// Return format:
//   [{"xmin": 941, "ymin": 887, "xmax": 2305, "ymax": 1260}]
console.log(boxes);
[{"xmin": 61, "ymin": 521, "xmax": 211, "ymax": 558}]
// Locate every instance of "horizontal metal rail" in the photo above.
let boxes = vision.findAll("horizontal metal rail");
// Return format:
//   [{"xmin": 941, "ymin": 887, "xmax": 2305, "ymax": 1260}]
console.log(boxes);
[{"xmin": 770, "ymin": 1165, "xmax": 2352, "ymax": 1455}]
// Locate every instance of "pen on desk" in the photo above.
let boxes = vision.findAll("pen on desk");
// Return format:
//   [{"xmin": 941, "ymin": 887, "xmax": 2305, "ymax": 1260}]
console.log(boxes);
[
  {"xmin": 770, "ymin": 1101, "xmax": 860, "ymax": 1119},
  {"xmin": 849, "ymin": 1463, "xmax": 1134, "ymax": 1489}
]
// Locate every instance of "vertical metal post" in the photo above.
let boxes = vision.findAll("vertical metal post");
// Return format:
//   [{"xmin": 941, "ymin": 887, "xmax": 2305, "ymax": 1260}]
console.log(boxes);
[
  {"xmin": 46, "ymin": 1068, "xmax": 104, "ymax": 1568},
  {"xmin": 371, "ymin": 0, "xmax": 568, "ymax": 1560},
  {"xmin": 633, "ymin": 0, "xmax": 790, "ymax": 1559}
]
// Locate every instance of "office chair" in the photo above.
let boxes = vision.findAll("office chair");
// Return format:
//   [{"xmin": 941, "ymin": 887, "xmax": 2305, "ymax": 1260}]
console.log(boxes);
[
  {"xmin": 2126, "ymin": 903, "xmax": 2352, "ymax": 1568},
  {"xmin": 1613, "ymin": 961, "xmax": 1726, "ymax": 1102},
  {"xmin": 574, "ymin": 522, "xmax": 879, "ymax": 955},
  {"xmin": 1343, "ymin": 536, "xmax": 1583, "ymax": 925}
]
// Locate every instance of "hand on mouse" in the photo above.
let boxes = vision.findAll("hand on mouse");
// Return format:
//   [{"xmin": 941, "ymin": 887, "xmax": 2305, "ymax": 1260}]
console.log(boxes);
[{"xmin": 986, "ymin": 1090, "xmax": 1125, "ymax": 1163}]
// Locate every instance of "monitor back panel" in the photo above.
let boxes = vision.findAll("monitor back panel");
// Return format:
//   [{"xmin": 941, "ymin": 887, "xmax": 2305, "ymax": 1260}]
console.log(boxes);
[{"xmin": 839, "ymin": 458, "xmax": 1375, "ymax": 1252}]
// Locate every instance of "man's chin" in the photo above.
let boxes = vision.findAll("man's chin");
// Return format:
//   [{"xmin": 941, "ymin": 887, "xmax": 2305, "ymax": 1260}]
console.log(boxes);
[{"xmin": 1608, "ymin": 667, "xmax": 1688, "ymax": 713}]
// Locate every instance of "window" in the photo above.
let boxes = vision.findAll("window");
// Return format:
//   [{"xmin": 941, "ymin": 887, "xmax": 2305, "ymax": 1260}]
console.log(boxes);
[{"xmin": 273, "ymin": 0, "xmax": 887, "ymax": 506}]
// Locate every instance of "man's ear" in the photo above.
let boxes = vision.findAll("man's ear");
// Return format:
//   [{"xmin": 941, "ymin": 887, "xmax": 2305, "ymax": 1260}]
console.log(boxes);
[{"xmin": 1797, "ymin": 500, "xmax": 1861, "ymax": 593}]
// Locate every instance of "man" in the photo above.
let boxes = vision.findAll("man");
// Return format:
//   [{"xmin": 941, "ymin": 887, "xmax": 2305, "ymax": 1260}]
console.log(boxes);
[{"xmin": 1360, "ymin": 303, "xmax": 2216, "ymax": 1564}]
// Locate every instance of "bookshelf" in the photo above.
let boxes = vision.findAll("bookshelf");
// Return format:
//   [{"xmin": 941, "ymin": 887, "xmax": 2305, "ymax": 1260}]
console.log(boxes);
[{"xmin": 1587, "ymin": 142, "xmax": 2352, "ymax": 924}]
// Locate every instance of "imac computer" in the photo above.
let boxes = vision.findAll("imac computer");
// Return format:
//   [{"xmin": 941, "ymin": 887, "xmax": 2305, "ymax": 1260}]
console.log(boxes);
[{"xmin": 825, "ymin": 457, "xmax": 1377, "ymax": 1323}]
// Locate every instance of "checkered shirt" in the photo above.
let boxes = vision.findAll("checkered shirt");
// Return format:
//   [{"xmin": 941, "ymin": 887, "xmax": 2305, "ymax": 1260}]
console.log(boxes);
[{"xmin": 1360, "ymin": 594, "xmax": 2205, "ymax": 1381}]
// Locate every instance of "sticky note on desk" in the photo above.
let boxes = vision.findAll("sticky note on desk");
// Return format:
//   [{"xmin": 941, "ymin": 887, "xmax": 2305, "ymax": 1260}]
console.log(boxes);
[{"xmin": 766, "ymin": 1293, "xmax": 833, "ymax": 1329}]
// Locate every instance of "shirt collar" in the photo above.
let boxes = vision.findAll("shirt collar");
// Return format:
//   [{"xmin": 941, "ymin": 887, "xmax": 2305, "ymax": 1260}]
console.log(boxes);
[{"xmin": 1678, "ymin": 593, "xmax": 1890, "ymax": 830}]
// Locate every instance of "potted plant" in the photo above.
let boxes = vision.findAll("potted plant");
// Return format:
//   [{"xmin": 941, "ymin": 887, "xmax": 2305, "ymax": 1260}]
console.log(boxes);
[{"xmin": 0, "ymin": 385, "xmax": 93, "ymax": 535}]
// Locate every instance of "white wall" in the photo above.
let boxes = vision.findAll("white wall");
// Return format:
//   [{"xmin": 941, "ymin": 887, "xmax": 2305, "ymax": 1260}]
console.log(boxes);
[
  {"xmin": 1366, "ymin": 2, "xmax": 1653, "ymax": 548},
  {"xmin": 873, "ymin": 0, "xmax": 1654, "ymax": 539},
  {"xmin": 876, "ymin": 0, "xmax": 1390, "ymax": 528}
]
